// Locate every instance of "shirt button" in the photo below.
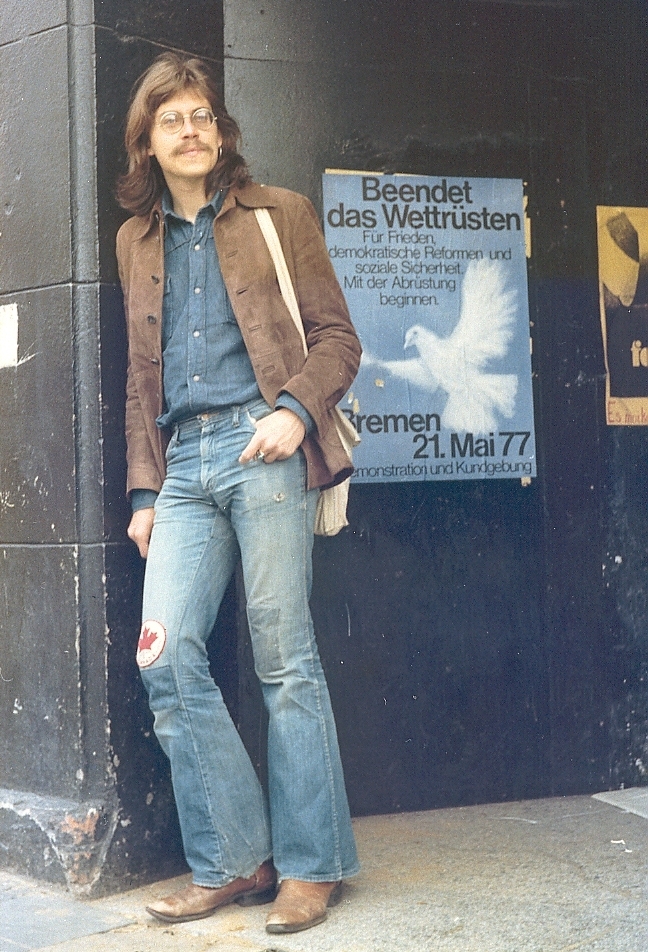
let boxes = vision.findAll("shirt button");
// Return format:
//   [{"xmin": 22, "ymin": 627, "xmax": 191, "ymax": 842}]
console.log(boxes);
[
  {"xmin": 194, "ymin": 287, "xmax": 201, "ymax": 294},
  {"xmin": 193, "ymin": 330, "xmax": 200, "ymax": 337},
  {"xmin": 194, "ymin": 244, "xmax": 201, "ymax": 251},
  {"xmin": 193, "ymin": 374, "xmax": 200, "ymax": 382}
]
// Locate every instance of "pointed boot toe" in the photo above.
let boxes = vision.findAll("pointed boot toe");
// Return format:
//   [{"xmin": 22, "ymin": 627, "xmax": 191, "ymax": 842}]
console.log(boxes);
[{"xmin": 265, "ymin": 879, "xmax": 342, "ymax": 934}]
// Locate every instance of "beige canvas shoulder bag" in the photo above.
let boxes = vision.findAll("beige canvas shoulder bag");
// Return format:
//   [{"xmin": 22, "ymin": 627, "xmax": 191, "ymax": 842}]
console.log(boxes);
[{"xmin": 254, "ymin": 206, "xmax": 360, "ymax": 535}]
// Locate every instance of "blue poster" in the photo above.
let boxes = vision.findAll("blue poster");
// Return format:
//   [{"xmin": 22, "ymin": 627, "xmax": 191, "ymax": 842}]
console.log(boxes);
[{"xmin": 323, "ymin": 171, "xmax": 537, "ymax": 483}]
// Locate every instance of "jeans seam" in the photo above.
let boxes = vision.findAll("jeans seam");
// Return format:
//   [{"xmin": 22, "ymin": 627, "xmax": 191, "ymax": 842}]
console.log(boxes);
[
  {"xmin": 300, "ymin": 489, "xmax": 343, "ymax": 881},
  {"xmin": 167, "ymin": 531, "xmax": 227, "ymax": 877}
]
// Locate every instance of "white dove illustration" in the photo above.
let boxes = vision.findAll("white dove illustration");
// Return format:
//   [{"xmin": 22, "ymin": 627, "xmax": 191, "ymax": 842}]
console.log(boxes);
[{"xmin": 363, "ymin": 258, "xmax": 519, "ymax": 433}]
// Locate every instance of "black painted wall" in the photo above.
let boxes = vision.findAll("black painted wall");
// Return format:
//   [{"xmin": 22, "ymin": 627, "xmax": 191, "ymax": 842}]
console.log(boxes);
[
  {"xmin": 1, "ymin": 0, "xmax": 647, "ymax": 893},
  {"xmin": 230, "ymin": 0, "xmax": 648, "ymax": 814},
  {"xmin": 94, "ymin": 0, "xmax": 226, "ymax": 892},
  {"xmin": 0, "ymin": 0, "xmax": 227, "ymax": 891},
  {"xmin": 0, "ymin": 2, "xmax": 114, "ymax": 888}
]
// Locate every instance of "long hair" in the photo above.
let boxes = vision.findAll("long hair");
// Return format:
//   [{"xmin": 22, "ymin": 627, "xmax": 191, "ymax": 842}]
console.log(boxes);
[{"xmin": 116, "ymin": 52, "xmax": 250, "ymax": 217}]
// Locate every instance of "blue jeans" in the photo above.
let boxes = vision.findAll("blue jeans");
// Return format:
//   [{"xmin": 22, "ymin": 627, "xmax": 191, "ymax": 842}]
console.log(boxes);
[{"xmin": 138, "ymin": 398, "xmax": 359, "ymax": 887}]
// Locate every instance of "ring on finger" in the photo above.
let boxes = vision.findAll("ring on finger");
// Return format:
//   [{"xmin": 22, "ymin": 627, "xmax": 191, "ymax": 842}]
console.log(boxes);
[{"xmin": 255, "ymin": 450, "xmax": 265, "ymax": 461}]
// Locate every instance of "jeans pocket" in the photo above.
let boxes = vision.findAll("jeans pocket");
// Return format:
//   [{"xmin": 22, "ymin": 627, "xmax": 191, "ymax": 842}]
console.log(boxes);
[
  {"xmin": 165, "ymin": 428, "xmax": 180, "ymax": 459},
  {"xmin": 244, "ymin": 400, "xmax": 274, "ymax": 430}
]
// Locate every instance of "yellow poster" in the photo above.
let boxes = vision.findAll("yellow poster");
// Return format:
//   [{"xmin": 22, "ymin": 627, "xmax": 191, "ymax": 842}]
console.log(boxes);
[{"xmin": 597, "ymin": 206, "xmax": 648, "ymax": 425}]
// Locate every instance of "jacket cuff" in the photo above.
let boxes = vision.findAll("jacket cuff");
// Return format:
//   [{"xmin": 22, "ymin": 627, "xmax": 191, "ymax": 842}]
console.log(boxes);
[
  {"xmin": 131, "ymin": 488, "xmax": 158, "ymax": 512},
  {"xmin": 275, "ymin": 393, "xmax": 316, "ymax": 434}
]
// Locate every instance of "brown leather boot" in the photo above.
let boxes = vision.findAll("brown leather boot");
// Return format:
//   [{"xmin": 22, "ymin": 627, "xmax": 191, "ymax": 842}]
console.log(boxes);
[
  {"xmin": 265, "ymin": 879, "xmax": 342, "ymax": 934},
  {"xmin": 145, "ymin": 860, "xmax": 277, "ymax": 923}
]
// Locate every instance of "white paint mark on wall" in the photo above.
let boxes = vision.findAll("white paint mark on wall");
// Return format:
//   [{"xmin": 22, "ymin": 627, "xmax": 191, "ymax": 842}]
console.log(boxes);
[{"xmin": 0, "ymin": 302, "xmax": 18, "ymax": 369}]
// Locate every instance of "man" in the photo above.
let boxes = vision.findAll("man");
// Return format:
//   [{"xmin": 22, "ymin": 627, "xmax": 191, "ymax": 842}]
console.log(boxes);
[{"xmin": 116, "ymin": 52, "xmax": 360, "ymax": 934}]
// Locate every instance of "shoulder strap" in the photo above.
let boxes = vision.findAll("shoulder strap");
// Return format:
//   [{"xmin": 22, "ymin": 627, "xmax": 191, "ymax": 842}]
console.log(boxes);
[
  {"xmin": 254, "ymin": 207, "xmax": 308, "ymax": 357},
  {"xmin": 255, "ymin": 208, "xmax": 360, "ymax": 454}
]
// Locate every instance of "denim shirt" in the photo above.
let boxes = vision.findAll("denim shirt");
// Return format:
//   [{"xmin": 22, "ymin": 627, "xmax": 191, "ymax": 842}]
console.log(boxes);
[
  {"xmin": 131, "ymin": 189, "xmax": 313, "ymax": 512},
  {"xmin": 156, "ymin": 188, "xmax": 260, "ymax": 429}
]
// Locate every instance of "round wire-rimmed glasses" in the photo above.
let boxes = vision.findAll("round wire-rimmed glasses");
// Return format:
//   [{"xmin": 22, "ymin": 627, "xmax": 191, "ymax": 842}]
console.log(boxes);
[{"xmin": 156, "ymin": 108, "xmax": 216, "ymax": 135}]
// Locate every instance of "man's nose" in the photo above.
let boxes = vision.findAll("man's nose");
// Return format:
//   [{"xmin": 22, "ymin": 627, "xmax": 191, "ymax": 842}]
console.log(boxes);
[{"xmin": 180, "ymin": 116, "xmax": 199, "ymax": 135}]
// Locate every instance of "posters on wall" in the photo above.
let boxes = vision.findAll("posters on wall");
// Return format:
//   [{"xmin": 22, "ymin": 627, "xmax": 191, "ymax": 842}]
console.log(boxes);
[
  {"xmin": 597, "ymin": 206, "xmax": 648, "ymax": 425},
  {"xmin": 323, "ymin": 171, "xmax": 536, "ymax": 483}
]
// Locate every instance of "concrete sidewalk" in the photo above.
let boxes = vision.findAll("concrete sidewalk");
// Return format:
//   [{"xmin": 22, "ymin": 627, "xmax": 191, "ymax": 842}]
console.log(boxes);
[{"xmin": 2, "ymin": 791, "xmax": 648, "ymax": 952}]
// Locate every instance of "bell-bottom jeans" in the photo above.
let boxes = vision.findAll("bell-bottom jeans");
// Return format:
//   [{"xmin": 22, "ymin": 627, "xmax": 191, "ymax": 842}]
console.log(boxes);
[{"xmin": 138, "ymin": 398, "xmax": 359, "ymax": 888}]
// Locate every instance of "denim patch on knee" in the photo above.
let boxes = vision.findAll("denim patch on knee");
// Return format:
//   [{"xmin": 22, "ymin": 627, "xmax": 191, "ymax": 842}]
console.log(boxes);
[
  {"xmin": 136, "ymin": 619, "xmax": 167, "ymax": 668},
  {"xmin": 246, "ymin": 605, "xmax": 284, "ymax": 676}
]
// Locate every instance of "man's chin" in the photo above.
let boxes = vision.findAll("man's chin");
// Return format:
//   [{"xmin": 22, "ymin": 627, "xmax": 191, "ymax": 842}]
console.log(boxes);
[{"xmin": 176, "ymin": 157, "xmax": 217, "ymax": 176}]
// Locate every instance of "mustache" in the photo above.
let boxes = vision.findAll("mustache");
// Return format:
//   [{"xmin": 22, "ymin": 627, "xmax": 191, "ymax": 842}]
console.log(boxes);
[{"xmin": 172, "ymin": 143, "xmax": 212, "ymax": 156}]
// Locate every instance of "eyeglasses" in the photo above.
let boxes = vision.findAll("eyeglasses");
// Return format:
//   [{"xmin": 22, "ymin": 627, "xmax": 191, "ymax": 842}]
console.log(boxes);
[{"xmin": 156, "ymin": 107, "xmax": 216, "ymax": 135}]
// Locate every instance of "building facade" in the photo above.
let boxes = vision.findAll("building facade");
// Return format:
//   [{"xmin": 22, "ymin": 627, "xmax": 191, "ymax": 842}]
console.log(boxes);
[{"xmin": 0, "ymin": 0, "xmax": 647, "ymax": 891}]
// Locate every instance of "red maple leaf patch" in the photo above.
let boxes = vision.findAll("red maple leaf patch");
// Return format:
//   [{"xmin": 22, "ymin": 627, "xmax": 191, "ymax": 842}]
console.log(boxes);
[
  {"xmin": 136, "ymin": 620, "xmax": 166, "ymax": 668},
  {"xmin": 138, "ymin": 625, "xmax": 159, "ymax": 652}
]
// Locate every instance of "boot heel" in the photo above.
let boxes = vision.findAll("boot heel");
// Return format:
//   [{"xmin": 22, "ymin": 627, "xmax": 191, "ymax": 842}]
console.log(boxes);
[
  {"xmin": 328, "ymin": 881, "xmax": 343, "ymax": 907},
  {"xmin": 236, "ymin": 884, "xmax": 277, "ymax": 907}
]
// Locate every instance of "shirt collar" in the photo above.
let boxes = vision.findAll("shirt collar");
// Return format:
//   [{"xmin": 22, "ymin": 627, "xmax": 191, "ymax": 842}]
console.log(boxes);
[
  {"xmin": 161, "ymin": 187, "xmax": 226, "ymax": 225},
  {"xmin": 133, "ymin": 183, "xmax": 269, "ymax": 241}
]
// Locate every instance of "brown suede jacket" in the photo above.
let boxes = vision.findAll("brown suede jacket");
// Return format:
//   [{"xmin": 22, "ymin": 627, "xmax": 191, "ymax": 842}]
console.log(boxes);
[{"xmin": 116, "ymin": 182, "xmax": 362, "ymax": 495}]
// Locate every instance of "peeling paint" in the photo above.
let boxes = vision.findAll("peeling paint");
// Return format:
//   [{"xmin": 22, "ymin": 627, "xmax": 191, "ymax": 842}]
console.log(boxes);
[
  {"xmin": 0, "ymin": 303, "xmax": 18, "ymax": 369},
  {"xmin": 0, "ymin": 790, "xmax": 119, "ymax": 894},
  {"xmin": 60, "ymin": 809, "xmax": 100, "ymax": 844}
]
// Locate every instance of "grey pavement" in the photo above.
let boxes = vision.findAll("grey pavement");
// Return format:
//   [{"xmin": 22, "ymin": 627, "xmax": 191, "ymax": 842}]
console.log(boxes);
[{"xmin": 2, "ymin": 791, "xmax": 648, "ymax": 952}]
